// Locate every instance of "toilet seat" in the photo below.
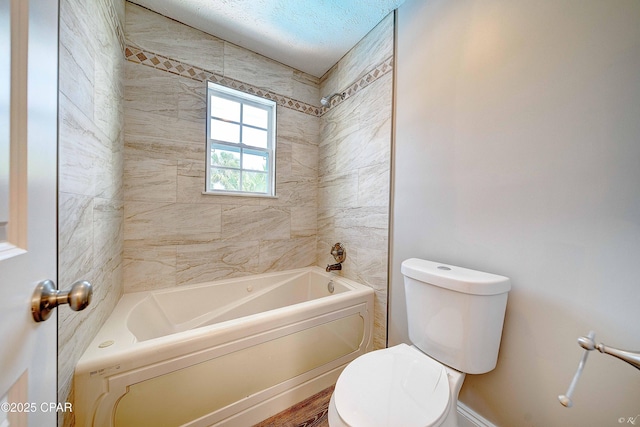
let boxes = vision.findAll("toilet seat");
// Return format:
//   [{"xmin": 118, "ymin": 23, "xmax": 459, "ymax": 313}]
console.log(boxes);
[{"xmin": 333, "ymin": 344, "xmax": 450, "ymax": 427}]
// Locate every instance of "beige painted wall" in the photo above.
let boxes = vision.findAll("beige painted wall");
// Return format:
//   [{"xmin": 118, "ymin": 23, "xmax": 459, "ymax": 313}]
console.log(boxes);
[
  {"xmin": 57, "ymin": 0, "xmax": 125, "ymax": 425},
  {"xmin": 318, "ymin": 14, "xmax": 394, "ymax": 350},
  {"xmin": 392, "ymin": 0, "xmax": 640, "ymax": 426}
]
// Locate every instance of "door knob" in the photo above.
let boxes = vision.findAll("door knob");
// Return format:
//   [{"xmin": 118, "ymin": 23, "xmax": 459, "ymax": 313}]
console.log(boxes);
[{"xmin": 31, "ymin": 279, "xmax": 93, "ymax": 322}]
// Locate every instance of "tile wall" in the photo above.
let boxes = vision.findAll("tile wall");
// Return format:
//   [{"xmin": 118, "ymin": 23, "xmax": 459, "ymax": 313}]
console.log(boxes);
[
  {"xmin": 56, "ymin": 5, "xmax": 393, "ymax": 424},
  {"xmin": 123, "ymin": 3, "xmax": 320, "ymax": 290},
  {"xmin": 317, "ymin": 14, "xmax": 394, "ymax": 349},
  {"xmin": 123, "ymin": 2, "xmax": 394, "ymax": 348},
  {"xmin": 57, "ymin": 0, "xmax": 125, "ymax": 425}
]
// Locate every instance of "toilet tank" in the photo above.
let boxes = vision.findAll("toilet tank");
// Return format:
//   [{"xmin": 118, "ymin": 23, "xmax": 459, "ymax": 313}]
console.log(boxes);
[{"xmin": 401, "ymin": 258, "xmax": 511, "ymax": 374}]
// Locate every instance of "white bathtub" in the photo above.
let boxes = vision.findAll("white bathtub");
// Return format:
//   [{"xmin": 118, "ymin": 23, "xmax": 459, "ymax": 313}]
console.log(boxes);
[{"xmin": 74, "ymin": 267, "xmax": 374, "ymax": 427}]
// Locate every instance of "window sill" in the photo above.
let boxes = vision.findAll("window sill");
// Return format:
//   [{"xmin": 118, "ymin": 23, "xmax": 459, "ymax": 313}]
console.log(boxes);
[{"xmin": 201, "ymin": 191, "xmax": 278, "ymax": 199}]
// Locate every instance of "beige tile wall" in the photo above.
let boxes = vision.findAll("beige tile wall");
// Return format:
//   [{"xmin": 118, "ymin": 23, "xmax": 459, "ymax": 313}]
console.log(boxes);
[
  {"xmin": 123, "ymin": 3, "xmax": 320, "ymax": 291},
  {"xmin": 318, "ymin": 14, "xmax": 395, "ymax": 350},
  {"xmin": 123, "ymin": 0, "xmax": 392, "ymax": 347},
  {"xmin": 57, "ymin": 0, "xmax": 125, "ymax": 425},
  {"xmin": 56, "ymin": 2, "xmax": 392, "ymax": 424}
]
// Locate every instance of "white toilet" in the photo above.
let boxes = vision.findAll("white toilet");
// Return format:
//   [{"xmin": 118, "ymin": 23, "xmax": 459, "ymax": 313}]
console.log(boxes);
[{"xmin": 328, "ymin": 258, "xmax": 511, "ymax": 427}]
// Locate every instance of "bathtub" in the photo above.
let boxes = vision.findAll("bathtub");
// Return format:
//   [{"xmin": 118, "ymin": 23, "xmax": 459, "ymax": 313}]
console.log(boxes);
[{"xmin": 74, "ymin": 267, "xmax": 374, "ymax": 427}]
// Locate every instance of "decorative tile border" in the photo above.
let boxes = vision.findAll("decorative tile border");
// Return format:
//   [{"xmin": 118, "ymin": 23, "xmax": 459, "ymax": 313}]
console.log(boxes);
[
  {"xmin": 124, "ymin": 45, "xmax": 393, "ymax": 118},
  {"xmin": 324, "ymin": 56, "xmax": 394, "ymax": 111}
]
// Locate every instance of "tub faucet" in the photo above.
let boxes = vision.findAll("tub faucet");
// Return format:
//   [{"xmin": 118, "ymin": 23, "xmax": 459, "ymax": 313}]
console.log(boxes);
[
  {"xmin": 326, "ymin": 263, "xmax": 342, "ymax": 272},
  {"xmin": 326, "ymin": 243, "xmax": 346, "ymax": 272}
]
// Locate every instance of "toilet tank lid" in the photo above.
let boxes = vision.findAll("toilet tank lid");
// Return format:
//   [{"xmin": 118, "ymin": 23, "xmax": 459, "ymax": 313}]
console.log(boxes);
[{"xmin": 401, "ymin": 258, "xmax": 511, "ymax": 295}]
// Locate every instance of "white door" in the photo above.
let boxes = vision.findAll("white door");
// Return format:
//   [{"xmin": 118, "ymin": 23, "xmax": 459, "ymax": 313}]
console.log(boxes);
[{"xmin": 0, "ymin": 0, "xmax": 59, "ymax": 425}]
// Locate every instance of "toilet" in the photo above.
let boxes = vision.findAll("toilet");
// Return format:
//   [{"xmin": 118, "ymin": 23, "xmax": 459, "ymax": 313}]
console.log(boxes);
[{"xmin": 328, "ymin": 258, "xmax": 511, "ymax": 427}]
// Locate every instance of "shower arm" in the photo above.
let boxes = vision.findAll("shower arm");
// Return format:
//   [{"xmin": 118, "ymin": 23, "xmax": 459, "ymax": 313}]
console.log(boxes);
[{"xmin": 320, "ymin": 92, "xmax": 345, "ymax": 107}]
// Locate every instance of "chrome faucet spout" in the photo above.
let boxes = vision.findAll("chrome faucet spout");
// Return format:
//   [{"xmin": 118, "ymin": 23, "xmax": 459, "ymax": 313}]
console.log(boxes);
[{"xmin": 326, "ymin": 263, "xmax": 342, "ymax": 272}]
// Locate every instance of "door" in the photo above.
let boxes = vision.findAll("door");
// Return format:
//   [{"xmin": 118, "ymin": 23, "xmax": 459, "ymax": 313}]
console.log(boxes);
[{"xmin": 0, "ymin": 0, "xmax": 59, "ymax": 425}]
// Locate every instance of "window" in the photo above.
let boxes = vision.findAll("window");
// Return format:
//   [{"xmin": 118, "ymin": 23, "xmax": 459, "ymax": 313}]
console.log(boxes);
[{"xmin": 205, "ymin": 82, "xmax": 277, "ymax": 196}]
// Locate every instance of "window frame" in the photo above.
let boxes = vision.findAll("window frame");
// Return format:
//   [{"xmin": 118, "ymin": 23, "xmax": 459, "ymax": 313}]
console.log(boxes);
[{"xmin": 204, "ymin": 82, "xmax": 277, "ymax": 197}]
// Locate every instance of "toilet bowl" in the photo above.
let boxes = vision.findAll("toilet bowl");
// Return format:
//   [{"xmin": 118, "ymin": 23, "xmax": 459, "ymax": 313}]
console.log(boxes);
[
  {"xmin": 329, "ymin": 258, "xmax": 511, "ymax": 427},
  {"xmin": 328, "ymin": 344, "xmax": 465, "ymax": 427}
]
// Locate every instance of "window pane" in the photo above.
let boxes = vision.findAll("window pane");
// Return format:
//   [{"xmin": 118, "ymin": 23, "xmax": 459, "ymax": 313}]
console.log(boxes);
[
  {"xmin": 211, "ymin": 146, "xmax": 240, "ymax": 168},
  {"xmin": 211, "ymin": 96, "xmax": 240, "ymax": 122},
  {"xmin": 211, "ymin": 119, "xmax": 239, "ymax": 144},
  {"xmin": 243, "ymin": 126, "xmax": 267, "ymax": 148},
  {"xmin": 243, "ymin": 104, "xmax": 268, "ymax": 129},
  {"xmin": 242, "ymin": 151, "xmax": 268, "ymax": 171},
  {"xmin": 242, "ymin": 171, "xmax": 267, "ymax": 193},
  {"xmin": 210, "ymin": 168, "xmax": 240, "ymax": 191}
]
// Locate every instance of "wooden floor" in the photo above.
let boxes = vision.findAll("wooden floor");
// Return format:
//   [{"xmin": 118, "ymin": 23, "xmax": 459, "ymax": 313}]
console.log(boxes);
[{"xmin": 253, "ymin": 385, "xmax": 334, "ymax": 427}]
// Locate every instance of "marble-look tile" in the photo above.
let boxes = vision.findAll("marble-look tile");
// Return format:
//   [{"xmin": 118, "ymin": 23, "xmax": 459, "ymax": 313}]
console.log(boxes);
[
  {"xmin": 335, "ymin": 85, "xmax": 392, "ymax": 173},
  {"xmin": 125, "ymin": 2, "xmax": 224, "ymax": 74},
  {"xmin": 125, "ymin": 61, "xmax": 179, "ymax": 118},
  {"xmin": 266, "ymin": 176, "xmax": 317, "ymax": 208},
  {"xmin": 93, "ymin": 198, "xmax": 124, "ymax": 271},
  {"xmin": 124, "ymin": 245, "xmax": 177, "ymax": 292},
  {"xmin": 58, "ymin": 1, "xmax": 125, "ymax": 426},
  {"xmin": 124, "ymin": 157, "xmax": 177, "ymax": 202},
  {"xmin": 59, "ymin": 26, "xmax": 94, "ymax": 118},
  {"xmin": 91, "ymin": 0, "xmax": 119, "ymax": 55},
  {"xmin": 319, "ymin": 108, "xmax": 360, "ymax": 175},
  {"xmin": 58, "ymin": 299, "xmax": 99, "ymax": 407},
  {"xmin": 357, "ymin": 163, "xmax": 390, "ymax": 208},
  {"xmin": 223, "ymin": 42, "xmax": 294, "ymax": 96},
  {"xmin": 338, "ymin": 13, "xmax": 394, "ymax": 92},
  {"xmin": 292, "ymin": 141, "xmax": 319, "ymax": 178},
  {"xmin": 316, "ymin": 208, "xmax": 336, "ymax": 236},
  {"xmin": 356, "ymin": 247, "xmax": 388, "ymax": 291},
  {"xmin": 124, "ymin": 105, "xmax": 205, "ymax": 164},
  {"xmin": 58, "ymin": 378, "xmax": 73, "ymax": 427},
  {"xmin": 58, "ymin": 93, "xmax": 105, "ymax": 197},
  {"xmin": 373, "ymin": 289, "xmax": 388, "ymax": 350},
  {"xmin": 59, "ymin": 188, "xmax": 123, "ymax": 414},
  {"xmin": 176, "ymin": 241, "xmax": 260, "ymax": 286},
  {"xmin": 112, "ymin": 0, "xmax": 125, "ymax": 33},
  {"xmin": 293, "ymin": 70, "xmax": 321, "ymax": 107},
  {"xmin": 334, "ymin": 207, "xmax": 389, "ymax": 251},
  {"xmin": 277, "ymin": 107, "xmax": 320, "ymax": 145},
  {"xmin": 259, "ymin": 237, "xmax": 316, "ymax": 272},
  {"xmin": 58, "ymin": 192, "xmax": 94, "ymax": 288},
  {"xmin": 59, "ymin": 0, "xmax": 98, "ymax": 61},
  {"xmin": 314, "ymin": 15, "xmax": 393, "ymax": 354},
  {"xmin": 291, "ymin": 207, "xmax": 317, "ymax": 238},
  {"xmin": 318, "ymin": 172, "xmax": 359, "ymax": 208},
  {"xmin": 178, "ymin": 76, "xmax": 207, "ymax": 121},
  {"xmin": 95, "ymin": 48, "xmax": 124, "ymax": 145},
  {"xmin": 317, "ymin": 137, "xmax": 337, "ymax": 175},
  {"xmin": 94, "ymin": 131, "xmax": 124, "ymax": 201},
  {"xmin": 318, "ymin": 61, "xmax": 340, "ymax": 104},
  {"xmin": 125, "ymin": 202, "xmax": 222, "ymax": 246},
  {"xmin": 221, "ymin": 205, "xmax": 291, "ymax": 241},
  {"xmin": 275, "ymin": 139, "xmax": 293, "ymax": 178}
]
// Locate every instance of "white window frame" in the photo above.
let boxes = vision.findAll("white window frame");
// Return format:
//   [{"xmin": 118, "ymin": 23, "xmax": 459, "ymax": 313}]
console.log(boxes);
[{"xmin": 205, "ymin": 82, "xmax": 277, "ymax": 197}]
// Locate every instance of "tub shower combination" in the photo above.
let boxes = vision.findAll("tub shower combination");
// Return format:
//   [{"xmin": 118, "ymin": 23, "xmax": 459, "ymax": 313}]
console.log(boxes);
[{"xmin": 75, "ymin": 267, "xmax": 374, "ymax": 426}]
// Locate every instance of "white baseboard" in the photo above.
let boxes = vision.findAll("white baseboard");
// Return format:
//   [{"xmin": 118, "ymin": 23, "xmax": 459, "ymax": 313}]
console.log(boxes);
[{"xmin": 457, "ymin": 402, "xmax": 498, "ymax": 427}]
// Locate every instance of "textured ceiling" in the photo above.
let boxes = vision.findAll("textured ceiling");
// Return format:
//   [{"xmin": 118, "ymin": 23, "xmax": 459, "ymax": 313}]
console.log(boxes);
[{"xmin": 129, "ymin": 0, "xmax": 404, "ymax": 77}]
